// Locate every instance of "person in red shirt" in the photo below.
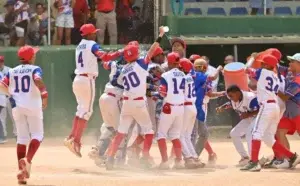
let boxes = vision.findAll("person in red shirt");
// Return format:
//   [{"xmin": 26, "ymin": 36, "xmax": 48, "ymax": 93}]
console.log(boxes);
[
  {"xmin": 72, "ymin": 0, "xmax": 89, "ymax": 44},
  {"xmin": 95, "ymin": 0, "xmax": 117, "ymax": 44}
]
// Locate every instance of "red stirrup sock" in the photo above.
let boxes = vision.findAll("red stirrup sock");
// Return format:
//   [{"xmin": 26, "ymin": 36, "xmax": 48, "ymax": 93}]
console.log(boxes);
[
  {"xmin": 26, "ymin": 139, "xmax": 41, "ymax": 163},
  {"xmin": 157, "ymin": 138, "xmax": 168, "ymax": 162},
  {"xmin": 17, "ymin": 144, "xmax": 27, "ymax": 170}
]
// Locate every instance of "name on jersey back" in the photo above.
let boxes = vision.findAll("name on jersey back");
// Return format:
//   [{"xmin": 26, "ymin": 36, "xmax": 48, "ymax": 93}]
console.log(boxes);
[
  {"xmin": 173, "ymin": 71, "xmax": 184, "ymax": 77},
  {"xmin": 77, "ymin": 44, "xmax": 86, "ymax": 50},
  {"xmin": 122, "ymin": 66, "xmax": 134, "ymax": 74},
  {"xmin": 14, "ymin": 68, "xmax": 32, "ymax": 74}
]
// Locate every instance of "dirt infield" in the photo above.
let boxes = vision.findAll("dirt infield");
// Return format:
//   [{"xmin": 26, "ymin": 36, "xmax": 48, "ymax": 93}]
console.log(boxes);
[{"xmin": 1, "ymin": 137, "xmax": 300, "ymax": 186}]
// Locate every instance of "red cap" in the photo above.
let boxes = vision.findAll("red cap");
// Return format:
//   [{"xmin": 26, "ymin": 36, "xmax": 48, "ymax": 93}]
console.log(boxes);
[
  {"xmin": 124, "ymin": 44, "xmax": 139, "ymax": 62},
  {"xmin": 80, "ymin": 24, "xmax": 100, "ymax": 36},
  {"xmin": 189, "ymin": 54, "xmax": 201, "ymax": 63},
  {"xmin": 265, "ymin": 48, "xmax": 282, "ymax": 61},
  {"xmin": 0, "ymin": 56, "xmax": 4, "ymax": 62},
  {"xmin": 152, "ymin": 47, "xmax": 164, "ymax": 58},
  {"xmin": 128, "ymin": 41, "xmax": 139, "ymax": 47},
  {"xmin": 260, "ymin": 54, "xmax": 278, "ymax": 68},
  {"xmin": 18, "ymin": 45, "xmax": 39, "ymax": 62},
  {"xmin": 167, "ymin": 52, "xmax": 180, "ymax": 64},
  {"xmin": 170, "ymin": 37, "xmax": 186, "ymax": 49},
  {"xmin": 179, "ymin": 58, "xmax": 193, "ymax": 73}
]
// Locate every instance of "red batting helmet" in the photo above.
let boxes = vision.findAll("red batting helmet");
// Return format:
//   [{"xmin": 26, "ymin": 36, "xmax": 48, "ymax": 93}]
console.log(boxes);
[
  {"xmin": 179, "ymin": 58, "xmax": 193, "ymax": 73},
  {"xmin": 152, "ymin": 47, "xmax": 164, "ymax": 58},
  {"xmin": 260, "ymin": 54, "xmax": 278, "ymax": 68},
  {"xmin": 124, "ymin": 44, "xmax": 139, "ymax": 62},
  {"xmin": 18, "ymin": 45, "xmax": 39, "ymax": 62},
  {"xmin": 189, "ymin": 54, "xmax": 201, "ymax": 63},
  {"xmin": 265, "ymin": 48, "xmax": 282, "ymax": 61},
  {"xmin": 167, "ymin": 52, "xmax": 180, "ymax": 64}
]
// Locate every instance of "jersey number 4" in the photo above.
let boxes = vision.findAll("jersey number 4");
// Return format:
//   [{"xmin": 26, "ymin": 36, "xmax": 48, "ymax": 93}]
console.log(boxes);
[
  {"xmin": 78, "ymin": 52, "xmax": 84, "ymax": 67},
  {"xmin": 14, "ymin": 75, "xmax": 30, "ymax": 93},
  {"xmin": 123, "ymin": 72, "xmax": 140, "ymax": 91},
  {"xmin": 172, "ymin": 78, "xmax": 185, "ymax": 94},
  {"xmin": 265, "ymin": 76, "xmax": 279, "ymax": 93}
]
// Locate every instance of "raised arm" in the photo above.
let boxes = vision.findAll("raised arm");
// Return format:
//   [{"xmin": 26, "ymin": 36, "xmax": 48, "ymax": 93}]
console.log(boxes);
[{"xmin": 208, "ymin": 65, "xmax": 223, "ymax": 81}]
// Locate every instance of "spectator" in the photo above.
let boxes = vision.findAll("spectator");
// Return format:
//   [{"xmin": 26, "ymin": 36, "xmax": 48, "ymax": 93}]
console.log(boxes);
[
  {"xmin": 1, "ymin": 0, "xmax": 16, "ymax": 46},
  {"xmin": 116, "ymin": 0, "xmax": 134, "ymax": 44},
  {"xmin": 224, "ymin": 55, "xmax": 234, "ymax": 65},
  {"xmin": 54, "ymin": 0, "xmax": 76, "ymax": 45},
  {"xmin": 250, "ymin": 0, "xmax": 272, "ymax": 15},
  {"xmin": 140, "ymin": 0, "xmax": 153, "ymax": 43},
  {"xmin": 130, "ymin": 6, "xmax": 142, "ymax": 42},
  {"xmin": 14, "ymin": 0, "xmax": 30, "ymax": 46},
  {"xmin": 26, "ymin": 13, "xmax": 41, "ymax": 45},
  {"xmin": 72, "ymin": 0, "xmax": 89, "ymax": 45},
  {"xmin": 95, "ymin": 0, "xmax": 117, "ymax": 44},
  {"xmin": 36, "ymin": 3, "xmax": 54, "ymax": 45}
]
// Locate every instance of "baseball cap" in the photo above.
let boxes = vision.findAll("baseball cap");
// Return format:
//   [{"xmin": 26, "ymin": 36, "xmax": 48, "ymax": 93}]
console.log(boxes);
[
  {"xmin": 179, "ymin": 58, "xmax": 193, "ymax": 73},
  {"xmin": 189, "ymin": 54, "xmax": 201, "ymax": 63},
  {"xmin": 0, "ymin": 56, "xmax": 4, "ymax": 62},
  {"xmin": 287, "ymin": 53, "xmax": 300, "ymax": 62},
  {"xmin": 152, "ymin": 47, "xmax": 164, "ymax": 58},
  {"xmin": 18, "ymin": 45, "xmax": 39, "ymax": 62},
  {"xmin": 80, "ymin": 24, "xmax": 99, "ymax": 36},
  {"xmin": 170, "ymin": 37, "xmax": 186, "ymax": 49},
  {"xmin": 260, "ymin": 54, "xmax": 278, "ymax": 68},
  {"xmin": 167, "ymin": 52, "xmax": 180, "ymax": 64},
  {"xmin": 124, "ymin": 44, "xmax": 139, "ymax": 62},
  {"xmin": 4, "ymin": 0, "xmax": 15, "ymax": 7}
]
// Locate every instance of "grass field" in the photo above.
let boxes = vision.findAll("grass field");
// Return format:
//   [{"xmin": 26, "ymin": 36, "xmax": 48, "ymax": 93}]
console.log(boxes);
[{"xmin": 1, "ymin": 136, "xmax": 300, "ymax": 186}]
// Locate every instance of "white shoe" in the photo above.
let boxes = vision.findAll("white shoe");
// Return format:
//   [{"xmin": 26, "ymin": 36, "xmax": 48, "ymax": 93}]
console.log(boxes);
[
  {"xmin": 208, "ymin": 153, "xmax": 217, "ymax": 165},
  {"xmin": 88, "ymin": 146, "xmax": 99, "ymax": 160},
  {"xmin": 0, "ymin": 139, "xmax": 7, "ymax": 144},
  {"xmin": 158, "ymin": 161, "xmax": 170, "ymax": 170},
  {"xmin": 19, "ymin": 158, "xmax": 31, "ymax": 179},
  {"xmin": 173, "ymin": 160, "xmax": 185, "ymax": 169},
  {"xmin": 274, "ymin": 159, "xmax": 289, "ymax": 169},
  {"xmin": 238, "ymin": 157, "xmax": 250, "ymax": 167},
  {"xmin": 259, "ymin": 156, "xmax": 270, "ymax": 167}
]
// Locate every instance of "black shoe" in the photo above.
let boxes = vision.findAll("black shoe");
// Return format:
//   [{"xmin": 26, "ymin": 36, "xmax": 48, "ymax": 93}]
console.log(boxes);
[
  {"xmin": 263, "ymin": 157, "xmax": 276, "ymax": 169},
  {"xmin": 289, "ymin": 153, "xmax": 300, "ymax": 168}
]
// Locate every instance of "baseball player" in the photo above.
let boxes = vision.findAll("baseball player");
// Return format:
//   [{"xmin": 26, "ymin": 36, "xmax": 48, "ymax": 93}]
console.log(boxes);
[
  {"xmin": 179, "ymin": 58, "xmax": 204, "ymax": 168},
  {"xmin": 272, "ymin": 53, "xmax": 300, "ymax": 168},
  {"xmin": 64, "ymin": 24, "xmax": 123, "ymax": 157},
  {"xmin": 105, "ymin": 27, "xmax": 166, "ymax": 170},
  {"xmin": 241, "ymin": 54, "xmax": 300, "ymax": 172},
  {"xmin": 88, "ymin": 58, "xmax": 124, "ymax": 166},
  {"xmin": 189, "ymin": 54, "xmax": 201, "ymax": 64},
  {"xmin": 216, "ymin": 85, "xmax": 259, "ymax": 166},
  {"xmin": 170, "ymin": 37, "xmax": 186, "ymax": 58},
  {"xmin": 0, "ymin": 56, "xmax": 9, "ymax": 143},
  {"xmin": 156, "ymin": 52, "xmax": 185, "ymax": 169},
  {"xmin": 0, "ymin": 45, "xmax": 48, "ymax": 185},
  {"xmin": 193, "ymin": 58, "xmax": 222, "ymax": 164}
]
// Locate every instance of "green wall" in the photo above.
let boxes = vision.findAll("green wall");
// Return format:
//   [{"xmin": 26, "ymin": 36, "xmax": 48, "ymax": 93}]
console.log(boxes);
[{"xmin": 162, "ymin": 16, "xmax": 300, "ymax": 36}]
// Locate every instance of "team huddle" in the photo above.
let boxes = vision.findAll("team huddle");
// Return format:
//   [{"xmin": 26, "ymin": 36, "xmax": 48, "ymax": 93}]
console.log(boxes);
[{"xmin": 0, "ymin": 23, "xmax": 300, "ymax": 184}]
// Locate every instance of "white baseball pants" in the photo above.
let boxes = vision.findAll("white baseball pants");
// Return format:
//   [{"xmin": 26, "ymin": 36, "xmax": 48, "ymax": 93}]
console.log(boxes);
[
  {"xmin": 99, "ymin": 93, "xmax": 121, "ymax": 129},
  {"xmin": 180, "ymin": 105, "xmax": 198, "ymax": 158},
  {"xmin": 13, "ymin": 107, "xmax": 43, "ymax": 145},
  {"xmin": 147, "ymin": 97, "xmax": 157, "ymax": 132},
  {"xmin": 230, "ymin": 118, "xmax": 254, "ymax": 158},
  {"xmin": 73, "ymin": 75, "xmax": 95, "ymax": 120}
]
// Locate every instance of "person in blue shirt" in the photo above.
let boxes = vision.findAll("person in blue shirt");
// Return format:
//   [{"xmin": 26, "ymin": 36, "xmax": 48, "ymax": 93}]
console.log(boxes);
[{"xmin": 193, "ymin": 59, "xmax": 225, "ymax": 163}]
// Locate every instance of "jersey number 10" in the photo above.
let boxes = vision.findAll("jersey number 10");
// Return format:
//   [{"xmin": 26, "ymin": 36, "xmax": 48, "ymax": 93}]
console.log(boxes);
[{"xmin": 14, "ymin": 75, "xmax": 30, "ymax": 93}]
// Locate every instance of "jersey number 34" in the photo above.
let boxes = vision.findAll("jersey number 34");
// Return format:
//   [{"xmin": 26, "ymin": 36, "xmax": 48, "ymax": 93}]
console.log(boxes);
[{"xmin": 265, "ymin": 76, "xmax": 279, "ymax": 93}]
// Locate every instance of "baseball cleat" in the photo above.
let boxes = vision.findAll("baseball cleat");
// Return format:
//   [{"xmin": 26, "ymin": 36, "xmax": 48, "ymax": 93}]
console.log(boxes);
[
  {"xmin": 238, "ymin": 157, "xmax": 250, "ymax": 167},
  {"xmin": 184, "ymin": 158, "xmax": 198, "ymax": 169},
  {"xmin": 274, "ymin": 159, "xmax": 289, "ymax": 169},
  {"xmin": 105, "ymin": 156, "xmax": 115, "ymax": 170},
  {"xmin": 19, "ymin": 158, "xmax": 31, "ymax": 179},
  {"xmin": 193, "ymin": 158, "xmax": 205, "ymax": 168},
  {"xmin": 17, "ymin": 170, "xmax": 27, "ymax": 185},
  {"xmin": 73, "ymin": 142, "xmax": 82, "ymax": 158},
  {"xmin": 208, "ymin": 152, "xmax": 217, "ymax": 165},
  {"xmin": 173, "ymin": 160, "xmax": 185, "ymax": 170},
  {"xmin": 94, "ymin": 156, "xmax": 107, "ymax": 167},
  {"xmin": 259, "ymin": 156, "xmax": 271, "ymax": 167},
  {"xmin": 140, "ymin": 157, "xmax": 154, "ymax": 169},
  {"xmin": 88, "ymin": 146, "xmax": 99, "ymax": 160},
  {"xmin": 158, "ymin": 161, "xmax": 170, "ymax": 170},
  {"xmin": 240, "ymin": 161, "xmax": 261, "ymax": 172},
  {"xmin": 64, "ymin": 137, "xmax": 76, "ymax": 154},
  {"xmin": 289, "ymin": 153, "xmax": 300, "ymax": 168}
]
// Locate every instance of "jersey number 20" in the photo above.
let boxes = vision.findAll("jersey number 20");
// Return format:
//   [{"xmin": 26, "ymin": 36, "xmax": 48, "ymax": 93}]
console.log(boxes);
[
  {"xmin": 265, "ymin": 76, "xmax": 279, "ymax": 93},
  {"xmin": 123, "ymin": 72, "xmax": 140, "ymax": 91},
  {"xmin": 14, "ymin": 75, "xmax": 30, "ymax": 93}
]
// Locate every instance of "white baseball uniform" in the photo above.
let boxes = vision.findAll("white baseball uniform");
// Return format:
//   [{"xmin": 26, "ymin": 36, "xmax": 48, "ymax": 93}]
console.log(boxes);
[
  {"xmin": 157, "ymin": 68, "xmax": 185, "ymax": 140},
  {"xmin": 117, "ymin": 59, "xmax": 153, "ymax": 135},
  {"xmin": 180, "ymin": 73, "xmax": 198, "ymax": 158},
  {"xmin": 73, "ymin": 39, "xmax": 99, "ymax": 121},
  {"xmin": 1, "ymin": 64, "xmax": 44, "ymax": 145},
  {"xmin": 229, "ymin": 91, "xmax": 259, "ymax": 158},
  {"xmin": 251, "ymin": 68, "xmax": 280, "ymax": 147}
]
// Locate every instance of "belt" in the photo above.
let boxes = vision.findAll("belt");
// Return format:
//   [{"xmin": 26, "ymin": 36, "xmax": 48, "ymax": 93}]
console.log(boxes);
[
  {"xmin": 123, "ymin": 97, "xmax": 144, "ymax": 100},
  {"xmin": 107, "ymin": 92, "xmax": 116, "ymax": 97},
  {"xmin": 167, "ymin": 102, "xmax": 184, "ymax": 106},
  {"xmin": 99, "ymin": 10, "xmax": 113, "ymax": 14},
  {"xmin": 152, "ymin": 97, "xmax": 158, "ymax": 101},
  {"xmin": 260, "ymin": 99, "xmax": 276, "ymax": 105},
  {"xmin": 79, "ymin": 74, "xmax": 96, "ymax": 79},
  {"xmin": 184, "ymin": 102, "xmax": 193, "ymax": 106}
]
